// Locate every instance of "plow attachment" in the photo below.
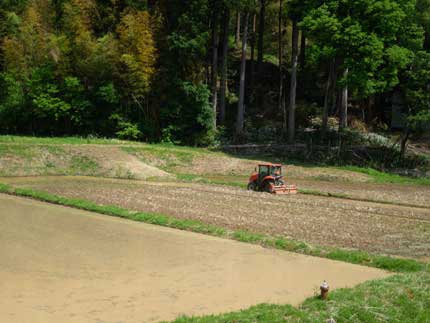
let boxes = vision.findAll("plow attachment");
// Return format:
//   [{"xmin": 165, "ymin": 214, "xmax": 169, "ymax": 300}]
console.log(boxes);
[{"xmin": 271, "ymin": 184, "xmax": 298, "ymax": 195}]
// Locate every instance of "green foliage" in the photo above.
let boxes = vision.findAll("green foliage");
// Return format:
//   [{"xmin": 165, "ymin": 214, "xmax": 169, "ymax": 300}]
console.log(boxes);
[
  {"xmin": 154, "ymin": 0, "xmax": 219, "ymax": 145},
  {"xmin": 233, "ymin": 230, "xmax": 266, "ymax": 243},
  {"xmin": 404, "ymin": 51, "xmax": 430, "ymax": 132},
  {"xmin": 1, "ymin": 0, "xmax": 430, "ymax": 149},
  {"xmin": 163, "ymin": 0, "xmax": 210, "ymax": 78},
  {"xmin": 32, "ymin": 87, "xmax": 71, "ymax": 120},
  {"xmin": 326, "ymin": 249, "xmax": 424, "ymax": 272},
  {"xmin": 115, "ymin": 122, "xmax": 143, "ymax": 141},
  {"xmin": 0, "ymin": 0, "xmax": 223, "ymax": 145},
  {"xmin": 0, "ymin": 72, "xmax": 25, "ymax": 132},
  {"xmin": 163, "ymin": 81, "xmax": 216, "ymax": 146},
  {"xmin": 109, "ymin": 113, "xmax": 143, "ymax": 140},
  {"xmin": 117, "ymin": 10, "xmax": 156, "ymax": 99},
  {"xmin": 97, "ymin": 83, "xmax": 119, "ymax": 105},
  {"xmin": 301, "ymin": 0, "xmax": 421, "ymax": 98}
]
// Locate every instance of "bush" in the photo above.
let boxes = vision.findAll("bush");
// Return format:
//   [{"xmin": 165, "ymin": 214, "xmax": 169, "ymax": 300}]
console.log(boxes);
[
  {"xmin": 116, "ymin": 121, "xmax": 142, "ymax": 141},
  {"xmin": 110, "ymin": 113, "xmax": 143, "ymax": 141}
]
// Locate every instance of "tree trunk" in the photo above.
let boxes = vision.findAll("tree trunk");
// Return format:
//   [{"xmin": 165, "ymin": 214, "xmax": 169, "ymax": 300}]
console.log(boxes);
[
  {"xmin": 0, "ymin": 10, "xmax": 5, "ymax": 72},
  {"xmin": 288, "ymin": 19, "xmax": 299, "ymax": 143},
  {"xmin": 299, "ymin": 31, "xmax": 306, "ymax": 69},
  {"xmin": 211, "ymin": 12, "xmax": 219, "ymax": 128},
  {"xmin": 249, "ymin": 13, "xmax": 257, "ymax": 92},
  {"xmin": 236, "ymin": 12, "xmax": 249, "ymax": 137},
  {"xmin": 257, "ymin": 0, "xmax": 266, "ymax": 71},
  {"xmin": 322, "ymin": 59, "xmax": 335, "ymax": 131},
  {"xmin": 235, "ymin": 12, "xmax": 241, "ymax": 48},
  {"xmin": 53, "ymin": 0, "xmax": 63, "ymax": 30},
  {"xmin": 278, "ymin": 0, "xmax": 286, "ymax": 132},
  {"xmin": 330, "ymin": 58, "xmax": 340, "ymax": 115},
  {"xmin": 219, "ymin": 7, "xmax": 230, "ymax": 124},
  {"xmin": 205, "ymin": 63, "xmax": 210, "ymax": 85},
  {"xmin": 364, "ymin": 96, "xmax": 373, "ymax": 124},
  {"xmin": 400, "ymin": 127, "xmax": 410, "ymax": 158},
  {"xmin": 339, "ymin": 67, "xmax": 349, "ymax": 130}
]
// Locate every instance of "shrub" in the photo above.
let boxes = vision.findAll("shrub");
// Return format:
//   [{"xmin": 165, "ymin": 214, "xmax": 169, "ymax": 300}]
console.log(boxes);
[{"xmin": 116, "ymin": 121, "xmax": 142, "ymax": 141}]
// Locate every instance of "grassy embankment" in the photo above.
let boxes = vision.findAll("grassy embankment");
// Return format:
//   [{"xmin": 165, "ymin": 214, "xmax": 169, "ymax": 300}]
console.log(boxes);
[
  {"xmin": 0, "ymin": 141, "xmax": 100, "ymax": 177},
  {"xmin": 0, "ymin": 144, "xmax": 100, "ymax": 177},
  {"xmin": 1, "ymin": 135, "xmax": 429, "ymax": 185},
  {"xmin": 166, "ymin": 272, "xmax": 430, "ymax": 322}
]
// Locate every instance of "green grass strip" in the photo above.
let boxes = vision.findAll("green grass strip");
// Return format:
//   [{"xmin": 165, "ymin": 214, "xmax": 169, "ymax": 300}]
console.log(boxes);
[
  {"xmin": 1, "ymin": 184, "xmax": 225, "ymax": 237},
  {"xmin": 338, "ymin": 166, "xmax": 430, "ymax": 186},
  {"xmin": 0, "ymin": 183, "xmax": 427, "ymax": 274}
]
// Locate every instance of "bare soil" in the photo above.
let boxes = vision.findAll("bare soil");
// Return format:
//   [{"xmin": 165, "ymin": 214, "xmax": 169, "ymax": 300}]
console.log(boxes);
[
  {"xmin": 4, "ymin": 176, "xmax": 430, "ymax": 259},
  {"xmin": 197, "ymin": 174, "xmax": 430, "ymax": 208},
  {"xmin": 295, "ymin": 179, "xmax": 430, "ymax": 208},
  {"xmin": 0, "ymin": 194, "xmax": 389, "ymax": 323}
]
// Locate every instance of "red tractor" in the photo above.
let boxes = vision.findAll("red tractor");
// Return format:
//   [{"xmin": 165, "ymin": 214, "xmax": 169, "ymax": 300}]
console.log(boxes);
[{"xmin": 247, "ymin": 163, "xmax": 297, "ymax": 194}]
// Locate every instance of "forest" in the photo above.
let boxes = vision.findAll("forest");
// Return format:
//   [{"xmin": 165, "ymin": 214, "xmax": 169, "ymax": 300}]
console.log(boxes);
[{"xmin": 0, "ymin": 0, "xmax": 429, "ymax": 151}]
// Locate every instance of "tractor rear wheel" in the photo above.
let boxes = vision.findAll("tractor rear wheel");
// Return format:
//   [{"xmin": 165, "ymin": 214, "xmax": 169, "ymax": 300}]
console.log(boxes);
[{"xmin": 247, "ymin": 182, "xmax": 257, "ymax": 191}]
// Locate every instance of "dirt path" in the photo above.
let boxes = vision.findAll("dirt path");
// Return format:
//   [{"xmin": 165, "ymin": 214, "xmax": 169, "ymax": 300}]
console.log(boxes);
[
  {"xmin": 3, "ymin": 176, "xmax": 430, "ymax": 259},
  {"xmin": 0, "ymin": 194, "xmax": 389, "ymax": 323}
]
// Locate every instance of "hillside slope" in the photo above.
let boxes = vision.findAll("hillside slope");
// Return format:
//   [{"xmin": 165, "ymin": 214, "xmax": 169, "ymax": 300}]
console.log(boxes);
[{"xmin": 0, "ymin": 137, "xmax": 372, "ymax": 183}]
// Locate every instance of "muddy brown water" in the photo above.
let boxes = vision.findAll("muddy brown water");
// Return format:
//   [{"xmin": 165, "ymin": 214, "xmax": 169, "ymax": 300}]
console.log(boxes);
[{"xmin": 0, "ymin": 194, "xmax": 389, "ymax": 323}]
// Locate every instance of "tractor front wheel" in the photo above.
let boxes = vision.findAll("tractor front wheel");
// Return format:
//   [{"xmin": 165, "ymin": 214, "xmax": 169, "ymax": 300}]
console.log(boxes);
[
  {"xmin": 247, "ymin": 182, "xmax": 257, "ymax": 191},
  {"xmin": 264, "ymin": 181, "xmax": 275, "ymax": 193}
]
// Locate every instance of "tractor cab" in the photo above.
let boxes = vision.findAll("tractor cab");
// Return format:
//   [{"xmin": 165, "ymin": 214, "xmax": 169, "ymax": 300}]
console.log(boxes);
[
  {"xmin": 257, "ymin": 164, "xmax": 281, "ymax": 183},
  {"xmin": 248, "ymin": 163, "xmax": 297, "ymax": 195}
]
